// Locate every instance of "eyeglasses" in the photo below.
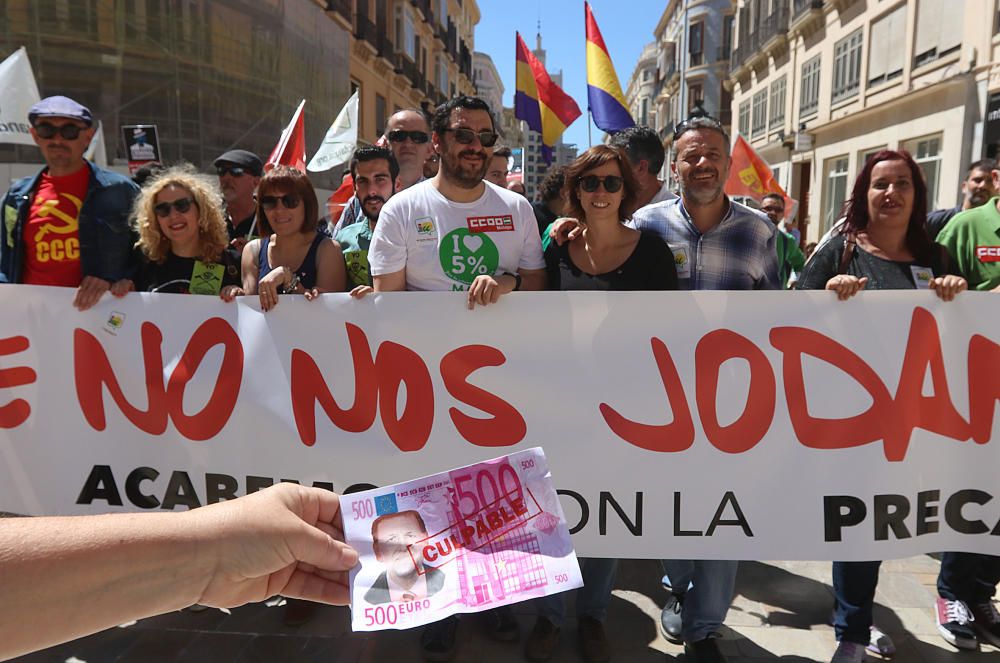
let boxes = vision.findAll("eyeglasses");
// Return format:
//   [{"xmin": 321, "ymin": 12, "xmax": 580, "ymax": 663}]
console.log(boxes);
[
  {"xmin": 672, "ymin": 116, "xmax": 724, "ymax": 141},
  {"xmin": 577, "ymin": 175, "xmax": 624, "ymax": 193},
  {"xmin": 442, "ymin": 127, "xmax": 499, "ymax": 148},
  {"xmin": 216, "ymin": 165, "xmax": 248, "ymax": 177},
  {"xmin": 387, "ymin": 130, "xmax": 430, "ymax": 144},
  {"xmin": 153, "ymin": 197, "xmax": 196, "ymax": 217},
  {"xmin": 260, "ymin": 194, "xmax": 302, "ymax": 210},
  {"xmin": 33, "ymin": 123, "xmax": 85, "ymax": 140}
]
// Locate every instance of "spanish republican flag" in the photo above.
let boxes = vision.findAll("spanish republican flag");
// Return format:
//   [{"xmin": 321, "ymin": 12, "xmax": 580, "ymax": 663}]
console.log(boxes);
[
  {"xmin": 517, "ymin": 32, "xmax": 582, "ymax": 164},
  {"xmin": 585, "ymin": 2, "xmax": 634, "ymax": 132},
  {"xmin": 725, "ymin": 135, "xmax": 796, "ymax": 217},
  {"xmin": 514, "ymin": 32, "xmax": 543, "ymax": 135}
]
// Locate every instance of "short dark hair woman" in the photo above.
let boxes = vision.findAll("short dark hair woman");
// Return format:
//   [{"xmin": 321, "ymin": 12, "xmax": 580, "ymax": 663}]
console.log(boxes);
[{"xmin": 241, "ymin": 166, "xmax": 346, "ymax": 310}]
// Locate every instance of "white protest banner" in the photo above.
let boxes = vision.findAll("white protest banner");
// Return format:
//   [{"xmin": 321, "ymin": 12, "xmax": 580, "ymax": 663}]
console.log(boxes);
[
  {"xmin": 83, "ymin": 120, "xmax": 108, "ymax": 167},
  {"xmin": 0, "ymin": 287, "xmax": 997, "ymax": 562},
  {"xmin": 307, "ymin": 89, "xmax": 359, "ymax": 173},
  {"xmin": 0, "ymin": 47, "xmax": 41, "ymax": 146}
]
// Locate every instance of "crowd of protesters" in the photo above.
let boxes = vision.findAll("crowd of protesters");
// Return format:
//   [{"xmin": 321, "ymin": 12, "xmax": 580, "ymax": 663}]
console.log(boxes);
[{"xmin": 1, "ymin": 93, "xmax": 999, "ymax": 663}]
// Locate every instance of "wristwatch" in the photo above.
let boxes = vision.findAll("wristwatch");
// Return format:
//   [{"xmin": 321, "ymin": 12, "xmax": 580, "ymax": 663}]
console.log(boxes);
[{"xmin": 503, "ymin": 271, "xmax": 522, "ymax": 291}]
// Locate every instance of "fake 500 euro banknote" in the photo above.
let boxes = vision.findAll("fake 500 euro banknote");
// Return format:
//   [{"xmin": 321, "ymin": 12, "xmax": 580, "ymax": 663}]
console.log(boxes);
[{"xmin": 343, "ymin": 447, "xmax": 583, "ymax": 631}]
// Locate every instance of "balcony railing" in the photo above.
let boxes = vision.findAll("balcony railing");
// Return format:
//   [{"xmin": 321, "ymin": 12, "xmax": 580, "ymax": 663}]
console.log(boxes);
[
  {"xmin": 354, "ymin": 14, "xmax": 378, "ymax": 50},
  {"xmin": 325, "ymin": 0, "xmax": 351, "ymax": 23},
  {"xmin": 793, "ymin": 0, "xmax": 824, "ymax": 18},
  {"xmin": 376, "ymin": 31, "xmax": 395, "ymax": 61},
  {"xmin": 729, "ymin": 8, "xmax": 789, "ymax": 72},
  {"xmin": 394, "ymin": 53, "xmax": 418, "ymax": 85},
  {"xmin": 760, "ymin": 6, "xmax": 791, "ymax": 46}
]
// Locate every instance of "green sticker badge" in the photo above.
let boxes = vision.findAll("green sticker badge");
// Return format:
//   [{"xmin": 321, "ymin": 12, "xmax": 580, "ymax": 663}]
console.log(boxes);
[
  {"xmin": 190, "ymin": 260, "xmax": 224, "ymax": 295},
  {"xmin": 439, "ymin": 228, "xmax": 499, "ymax": 286}
]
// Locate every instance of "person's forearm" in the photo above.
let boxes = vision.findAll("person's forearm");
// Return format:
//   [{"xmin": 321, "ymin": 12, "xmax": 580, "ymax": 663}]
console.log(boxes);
[
  {"xmin": 519, "ymin": 269, "xmax": 547, "ymax": 292},
  {"xmin": 0, "ymin": 511, "xmax": 211, "ymax": 660}
]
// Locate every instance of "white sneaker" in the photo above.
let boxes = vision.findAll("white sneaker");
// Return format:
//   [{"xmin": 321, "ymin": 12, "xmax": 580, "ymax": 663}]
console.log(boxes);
[
  {"xmin": 831, "ymin": 641, "xmax": 866, "ymax": 663},
  {"xmin": 867, "ymin": 625, "xmax": 895, "ymax": 658}
]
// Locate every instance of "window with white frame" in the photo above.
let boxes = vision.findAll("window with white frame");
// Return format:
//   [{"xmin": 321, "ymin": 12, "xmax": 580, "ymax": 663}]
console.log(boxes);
[
  {"xmin": 914, "ymin": 0, "xmax": 963, "ymax": 67},
  {"xmin": 769, "ymin": 77, "xmax": 786, "ymax": 130},
  {"xmin": 832, "ymin": 30, "xmax": 863, "ymax": 103},
  {"xmin": 858, "ymin": 145, "xmax": 887, "ymax": 170},
  {"xmin": 902, "ymin": 134, "xmax": 943, "ymax": 210},
  {"xmin": 751, "ymin": 88, "xmax": 767, "ymax": 137},
  {"xmin": 395, "ymin": 5, "xmax": 416, "ymax": 60},
  {"xmin": 868, "ymin": 4, "xmax": 906, "ymax": 86},
  {"xmin": 823, "ymin": 155, "xmax": 850, "ymax": 234},
  {"xmin": 738, "ymin": 100, "xmax": 751, "ymax": 137},
  {"xmin": 800, "ymin": 55, "xmax": 820, "ymax": 117}
]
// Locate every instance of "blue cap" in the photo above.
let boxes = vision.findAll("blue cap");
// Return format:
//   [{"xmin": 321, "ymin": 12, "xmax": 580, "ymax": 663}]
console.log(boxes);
[{"xmin": 28, "ymin": 96, "xmax": 94, "ymax": 127}]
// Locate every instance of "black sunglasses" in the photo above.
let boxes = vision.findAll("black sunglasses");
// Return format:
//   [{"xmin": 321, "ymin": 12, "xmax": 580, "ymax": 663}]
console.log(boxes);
[
  {"xmin": 672, "ymin": 116, "xmax": 724, "ymax": 141},
  {"xmin": 216, "ymin": 165, "xmax": 248, "ymax": 177},
  {"xmin": 442, "ymin": 127, "xmax": 499, "ymax": 148},
  {"xmin": 260, "ymin": 194, "xmax": 302, "ymax": 210},
  {"xmin": 153, "ymin": 197, "xmax": 196, "ymax": 217},
  {"xmin": 387, "ymin": 130, "xmax": 430, "ymax": 144},
  {"xmin": 577, "ymin": 175, "xmax": 624, "ymax": 193},
  {"xmin": 33, "ymin": 122, "xmax": 85, "ymax": 140}
]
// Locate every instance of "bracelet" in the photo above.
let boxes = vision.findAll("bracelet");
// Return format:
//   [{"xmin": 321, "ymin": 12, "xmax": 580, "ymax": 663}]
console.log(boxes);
[{"xmin": 503, "ymin": 271, "xmax": 522, "ymax": 291}]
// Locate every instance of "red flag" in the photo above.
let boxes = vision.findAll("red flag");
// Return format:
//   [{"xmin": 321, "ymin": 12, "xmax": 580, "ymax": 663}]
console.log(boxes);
[
  {"xmin": 326, "ymin": 174, "xmax": 354, "ymax": 223},
  {"xmin": 266, "ymin": 99, "xmax": 307, "ymax": 172},
  {"xmin": 725, "ymin": 135, "xmax": 797, "ymax": 219}
]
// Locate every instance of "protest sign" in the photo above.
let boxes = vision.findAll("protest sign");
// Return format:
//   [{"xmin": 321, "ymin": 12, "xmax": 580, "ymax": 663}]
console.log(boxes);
[{"xmin": 0, "ymin": 288, "xmax": 996, "ymax": 561}]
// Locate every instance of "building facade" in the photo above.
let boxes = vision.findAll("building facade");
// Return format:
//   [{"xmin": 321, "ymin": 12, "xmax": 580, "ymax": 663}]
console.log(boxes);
[
  {"xmin": 729, "ymin": 0, "xmax": 999, "ymax": 244},
  {"xmin": 340, "ymin": 0, "xmax": 479, "ymax": 144},
  {"xmin": 1, "ymin": 0, "xmax": 351, "ymax": 185},
  {"xmin": 652, "ymin": 0, "xmax": 736, "ymax": 153},
  {"xmin": 473, "ymin": 51, "xmax": 504, "ymax": 118},
  {"xmin": 625, "ymin": 42, "xmax": 659, "ymax": 129}
]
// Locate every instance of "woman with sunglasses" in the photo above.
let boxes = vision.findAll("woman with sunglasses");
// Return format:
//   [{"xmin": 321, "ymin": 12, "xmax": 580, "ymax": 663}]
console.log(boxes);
[
  {"xmin": 526, "ymin": 146, "xmax": 677, "ymax": 663},
  {"xmin": 242, "ymin": 166, "xmax": 346, "ymax": 310},
  {"xmin": 131, "ymin": 165, "xmax": 243, "ymax": 299}
]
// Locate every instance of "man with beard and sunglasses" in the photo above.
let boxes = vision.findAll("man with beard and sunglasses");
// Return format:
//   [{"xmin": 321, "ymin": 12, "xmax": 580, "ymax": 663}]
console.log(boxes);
[
  {"xmin": 367, "ymin": 97, "xmax": 545, "ymax": 661},
  {"xmin": 1, "ymin": 96, "xmax": 138, "ymax": 310},
  {"xmin": 632, "ymin": 116, "xmax": 778, "ymax": 663},
  {"xmin": 334, "ymin": 146, "xmax": 398, "ymax": 291}
]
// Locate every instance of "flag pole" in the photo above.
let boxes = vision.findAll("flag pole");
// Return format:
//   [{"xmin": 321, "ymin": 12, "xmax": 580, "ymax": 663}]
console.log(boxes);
[{"xmin": 588, "ymin": 108, "xmax": 592, "ymax": 148}]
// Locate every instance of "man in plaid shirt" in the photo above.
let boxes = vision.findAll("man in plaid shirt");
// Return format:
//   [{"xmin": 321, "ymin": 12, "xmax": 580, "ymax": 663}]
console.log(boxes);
[{"xmin": 636, "ymin": 116, "xmax": 779, "ymax": 663}]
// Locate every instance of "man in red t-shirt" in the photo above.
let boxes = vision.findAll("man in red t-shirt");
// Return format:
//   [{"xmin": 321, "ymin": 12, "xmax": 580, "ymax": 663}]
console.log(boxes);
[{"xmin": 1, "ymin": 96, "xmax": 138, "ymax": 309}]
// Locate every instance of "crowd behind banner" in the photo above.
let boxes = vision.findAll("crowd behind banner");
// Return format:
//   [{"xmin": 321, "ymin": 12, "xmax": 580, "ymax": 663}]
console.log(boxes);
[{"xmin": 1, "ymin": 92, "xmax": 999, "ymax": 663}]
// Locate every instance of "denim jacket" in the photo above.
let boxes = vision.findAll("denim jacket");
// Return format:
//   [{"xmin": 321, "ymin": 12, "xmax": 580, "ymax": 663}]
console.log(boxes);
[{"xmin": 1, "ymin": 161, "xmax": 139, "ymax": 283}]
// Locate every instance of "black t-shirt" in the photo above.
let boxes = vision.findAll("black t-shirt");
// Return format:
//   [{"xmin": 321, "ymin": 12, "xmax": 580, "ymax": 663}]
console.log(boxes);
[
  {"xmin": 545, "ymin": 231, "xmax": 679, "ymax": 291},
  {"xmin": 136, "ymin": 248, "xmax": 242, "ymax": 294},
  {"xmin": 925, "ymin": 206, "xmax": 961, "ymax": 241},
  {"xmin": 228, "ymin": 212, "xmax": 256, "ymax": 241},
  {"xmin": 533, "ymin": 201, "xmax": 559, "ymax": 238},
  {"xmin": 797, "ymin": 233, "xmax": 959, "ymax": 291}
]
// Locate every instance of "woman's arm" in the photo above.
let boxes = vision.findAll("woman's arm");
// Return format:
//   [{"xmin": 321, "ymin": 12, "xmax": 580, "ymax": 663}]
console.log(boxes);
[
  {"xmin": 241, "ymin": 239, "xmax": 261, "ymax": 295},
  {"xmin": 312, "ymin": 237, "xmax": 348, "ymax": 296},
  {"xmin": 0, "ymin": 483, "xmax": 358, "ymax": 661}
]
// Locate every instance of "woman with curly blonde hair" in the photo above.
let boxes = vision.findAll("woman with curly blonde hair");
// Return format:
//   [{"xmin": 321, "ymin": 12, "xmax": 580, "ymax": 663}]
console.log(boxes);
[{"xmin": 131, "ymin": 164, "xmax": 243, "ymax": 299}]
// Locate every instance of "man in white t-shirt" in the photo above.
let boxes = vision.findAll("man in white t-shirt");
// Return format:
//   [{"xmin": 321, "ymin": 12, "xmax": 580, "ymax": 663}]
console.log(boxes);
[{"xmin": 369, "ymin": 96, "xmax": 546, "ymax": 307}]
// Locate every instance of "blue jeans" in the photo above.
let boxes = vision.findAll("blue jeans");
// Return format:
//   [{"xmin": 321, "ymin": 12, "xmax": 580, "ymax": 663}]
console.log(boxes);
[
  {"xmin": 832, "ymin": 560, "xmax": 881, "ymax": 645},
  {"xmin": 938, "ymin": 553, "xmax": 1000, "ymax": 603},
  {"xmin": 662, "ymin": 559, "xmax": 739, "ymax": 642},
  {"xmin": 536, "ymin": 558, "xmax": 619, "ymax": 627}
]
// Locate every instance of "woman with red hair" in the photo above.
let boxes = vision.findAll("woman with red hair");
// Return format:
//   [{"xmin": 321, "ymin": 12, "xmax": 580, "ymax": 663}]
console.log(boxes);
[{"xmin": 797, "ymin": 149, "xmax": 967, "ymax": 663}]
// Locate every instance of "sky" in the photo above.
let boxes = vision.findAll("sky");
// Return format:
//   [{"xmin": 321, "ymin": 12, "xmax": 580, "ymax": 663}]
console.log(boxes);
[{"xmin": 473, "ymin": 0, "xmax": 666, "ymax": 150}]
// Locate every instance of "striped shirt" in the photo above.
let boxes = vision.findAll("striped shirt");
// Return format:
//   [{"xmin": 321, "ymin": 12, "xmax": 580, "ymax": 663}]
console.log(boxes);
[{"xmin": 629, "ymin": 197, "xmax": 780, "ymax": 291}]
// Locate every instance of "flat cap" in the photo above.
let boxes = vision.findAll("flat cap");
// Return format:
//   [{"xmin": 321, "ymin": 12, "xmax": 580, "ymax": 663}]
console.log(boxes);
[
  {"xmin": 213, "ymin": 149, "xmax": 264, "ymax": 176},
  {"xmin": 28, "ymin": 95, "xmax": 94, "ymax": 126}
]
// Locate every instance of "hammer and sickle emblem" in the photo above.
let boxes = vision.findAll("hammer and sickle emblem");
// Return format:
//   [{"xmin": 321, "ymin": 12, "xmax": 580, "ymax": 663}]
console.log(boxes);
[{"xmin": 33, "ymin": 193, "xmax": 82, "ymax": 242}]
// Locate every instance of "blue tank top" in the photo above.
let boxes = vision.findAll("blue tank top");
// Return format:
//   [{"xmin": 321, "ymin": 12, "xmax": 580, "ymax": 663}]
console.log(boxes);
[{"xmin": 258, "ymin": 233, "xmax": 324, "ymax": 290}]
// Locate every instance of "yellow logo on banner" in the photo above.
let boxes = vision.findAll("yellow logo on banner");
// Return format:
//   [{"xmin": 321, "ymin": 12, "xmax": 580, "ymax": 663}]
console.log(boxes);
[{"xmin": 738, "ymin": 166, "xmax": 765, "ymax": 194}]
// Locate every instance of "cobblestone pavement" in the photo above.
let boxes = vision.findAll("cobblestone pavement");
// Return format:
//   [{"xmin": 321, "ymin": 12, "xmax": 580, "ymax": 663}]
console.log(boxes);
[{"xmin": 14, "ymin": 558, "xmax": 1000, "ymax": 662}]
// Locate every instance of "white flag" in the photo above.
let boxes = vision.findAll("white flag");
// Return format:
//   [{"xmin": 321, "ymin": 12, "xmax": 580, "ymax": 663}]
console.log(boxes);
[
  {"xmin": 0, "ymin": 47, "xmax": 41, "ymax": 146},
  {"xmin": 83, "ymin": 121, "xmax": 107, "ymax": 167},
  {"xmin": 307, "ymin": 90, "xmax": 359, "ymax": 172}
]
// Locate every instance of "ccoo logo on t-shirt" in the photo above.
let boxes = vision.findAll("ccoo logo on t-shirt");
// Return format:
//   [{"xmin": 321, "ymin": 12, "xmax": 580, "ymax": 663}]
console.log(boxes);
[{"xmin": 976, "ymin": 246, "xmax": 1000, "ymax": 262}]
